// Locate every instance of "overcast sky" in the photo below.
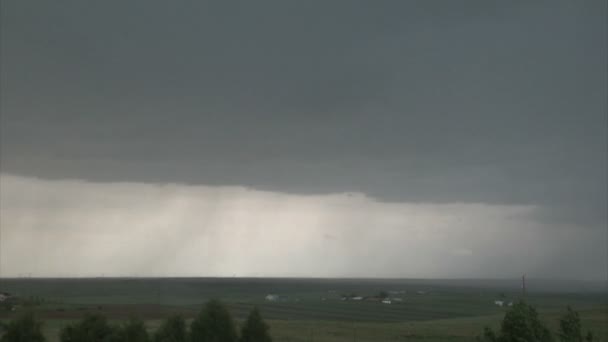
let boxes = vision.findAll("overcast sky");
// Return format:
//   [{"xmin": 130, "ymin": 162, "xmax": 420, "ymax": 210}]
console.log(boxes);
[{"xmin": 0, "ymin": 0, "xmax": 606, "ymax": 279}]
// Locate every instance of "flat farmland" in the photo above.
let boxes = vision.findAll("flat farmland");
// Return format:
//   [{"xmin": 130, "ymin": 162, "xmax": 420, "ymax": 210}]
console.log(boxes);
[{"xmin": 0, "ymin": 278, "xmax": 606, "ymax": 341}]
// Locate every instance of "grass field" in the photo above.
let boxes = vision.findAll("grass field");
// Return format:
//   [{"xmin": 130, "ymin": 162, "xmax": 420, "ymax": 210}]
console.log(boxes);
[{"xmin": 1, "ymin": 278, "xmax": 606, "ymax": 341}]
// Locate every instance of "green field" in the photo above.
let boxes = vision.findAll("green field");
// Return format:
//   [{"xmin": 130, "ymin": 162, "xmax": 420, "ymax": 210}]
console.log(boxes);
[{"xmin": 1, "ymin": 278, "xmax": 606, "ymax": 341}]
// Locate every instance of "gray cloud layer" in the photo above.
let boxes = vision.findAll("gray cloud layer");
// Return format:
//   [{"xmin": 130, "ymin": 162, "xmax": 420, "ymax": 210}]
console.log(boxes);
[{"xmin": 1, "ymin": 1, "xmax": 606, "ymax": 231}]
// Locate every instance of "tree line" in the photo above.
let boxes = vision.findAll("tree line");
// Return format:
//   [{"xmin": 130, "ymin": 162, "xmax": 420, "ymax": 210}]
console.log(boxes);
[
  {"xmin": 0, "ymin": 299, "xmax": 271, "ymax": 342},
  {"xmin": 478, "ymin": 301, "xmax": 595, "ymax": 342},
  {"xmin": 0, "ymin": 300, "xmax": 597, "ymax": 342}
]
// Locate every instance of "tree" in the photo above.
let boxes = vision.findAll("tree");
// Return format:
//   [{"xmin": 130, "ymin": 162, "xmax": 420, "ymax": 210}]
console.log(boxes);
[
  {"xmin": 481, "ymin": 326, "xmax": 498, "ymax": 342},
  {"xmin": 59, "ymin": 313, "xmax": 118, "ymax": 342},
  {"xmin": 240, "ymin": 307, "xmax": 271, "ymax": 342},
  {"xmin": 378, "ymin": 291, "xmax": 389, "ymax": 299},
  {"xmin": 153, "ymin": 315, "xmax": 187, "ymax": 342},
  {"xmin": 479, "ymin": 301, "xmax": 553, "ymax": 342},
  {"xmin": 0, "ymin": 312, "xmax": 46, "ymax": 342},
  {"xmin": 190, "ymin": 300, "xmax": 237, "ymax": 342},
  {"xmin": 115, "ymin": 318, "xmax": 150, "ymax": 342},
  {"xmin": 558, "ymin": 306, "xmax": 594, "ymax": 342}
]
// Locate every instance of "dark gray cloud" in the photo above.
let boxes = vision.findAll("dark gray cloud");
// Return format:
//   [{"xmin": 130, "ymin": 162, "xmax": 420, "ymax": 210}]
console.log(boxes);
[{"xmin": 1, "ymin": 1, "xmax": 606, "ymax": 227}]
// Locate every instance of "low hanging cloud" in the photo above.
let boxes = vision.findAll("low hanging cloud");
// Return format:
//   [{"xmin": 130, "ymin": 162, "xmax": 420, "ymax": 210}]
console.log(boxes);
[
  {"xmin": 1, "ymin": 0, "xmax": 605, "ymax": 230},
  {"xmin": 1, "ymin": 174, "xmax": 604, "ymax": 279}
]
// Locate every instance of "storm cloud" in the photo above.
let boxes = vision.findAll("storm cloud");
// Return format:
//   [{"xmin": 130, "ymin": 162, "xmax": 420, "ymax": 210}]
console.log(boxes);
[{"xmin": 0, "ymin": 1, "xmax": 606, "ymax": 277}]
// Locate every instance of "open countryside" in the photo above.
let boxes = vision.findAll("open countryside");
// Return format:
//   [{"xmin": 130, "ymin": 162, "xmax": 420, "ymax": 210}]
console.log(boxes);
[{"xmin": 1, "ymin": 278, "xmax": 606, "ymax": 341}]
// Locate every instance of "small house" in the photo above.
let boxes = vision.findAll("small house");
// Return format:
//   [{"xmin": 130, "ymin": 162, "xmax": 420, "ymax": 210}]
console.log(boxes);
[{"xmin": 265, "ymin": 294, "xmax": 279, "ymax": 302}]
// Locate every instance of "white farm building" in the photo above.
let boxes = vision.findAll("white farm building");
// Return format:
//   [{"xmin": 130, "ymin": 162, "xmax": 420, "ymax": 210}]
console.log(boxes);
[{"xmin": 265, "ymin": 294, "xmax": 279, "ymax": 301}]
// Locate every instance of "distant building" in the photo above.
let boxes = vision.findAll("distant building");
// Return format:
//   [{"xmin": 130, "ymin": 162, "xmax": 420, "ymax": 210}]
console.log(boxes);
[
  {"xmin": 265, "ymin": 294, "xmax": 279, "ymax": 301},
  {"xmin": 0, "ymin": 292, "xmax": 10, "ymax": 302},
  {"xmin": 494, "ymin": 300, "xmax": 504, "ymax": 307},
  {"xmin": 382, "ymin": 299, "xmax": 392, "ymax": 304},
  {"xmin": 507, "ymin": 302, "xmax": 513, "ymax": 307},
  {"xmin": 392, "ymin": 297, "xmax": 403, "ymax": 302},
  {"xmin": 389, "ymin": 290, "xmax": 406, "ymax": 295},
  {"xmin": 352, "ymin": 296, "xmax": 363, "ymax": 301}
]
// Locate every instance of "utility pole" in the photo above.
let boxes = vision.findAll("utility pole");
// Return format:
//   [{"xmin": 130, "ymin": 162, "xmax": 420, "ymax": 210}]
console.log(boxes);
[
  {"xmin": 521, "ymin": 274, "xmax": 526, "ymax": 298},
  {"xmin": 157, "ymin": 278, "xmax": 160, "ymax": 306}
]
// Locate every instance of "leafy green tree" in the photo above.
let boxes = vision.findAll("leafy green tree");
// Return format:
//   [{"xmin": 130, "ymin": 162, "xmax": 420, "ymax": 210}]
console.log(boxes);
[
  {"xmin": 190, "ymin": 300, "xmax": 237, "ymax": 342},
  {"xmin": 153, "ymin": 315, "xmax": 187, "ymax": 342},
  {"xmin": 115, "ymin": 318, "xmax": 150, "ymax": 342},
  {"xmin": 59, "ymin": 313, "xmax": 118, "ymax": 342},
  {"xmin": 558, "ymin": 306, "xmax": 594, "ymax": 342},
  {"xmin": 0, "ymin": 312, "xmax": 45, "ymax": 342},
  {"xmin": 479, "ymin": 301, "xmax": 553, "ymax": 342},
  {"xmin": 240, "ymin": 307, "xmax": 271, "ymax": 342},
  {"xmin": 501, "ymin": 301, "xmax": 552, "ymax": 342}
]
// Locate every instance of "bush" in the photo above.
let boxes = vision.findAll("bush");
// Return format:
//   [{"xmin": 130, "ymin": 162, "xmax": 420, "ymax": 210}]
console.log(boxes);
[
  {"xmin": 558, "ymin": 306, "xmax": 594, "ymax": 342},
  {"xmin": 480, "ymin": 301, "xmax": 553, "ymax": 342},
  {"xmin": 59, "ymin": 313, "xmax": 118, "ymax": 342},
  {"xmin": 240, "ymin": 307, "xmax": 271, "ymax": 342},
  {"xmin": 153, "ymin": 315, "xmax": 187, "ymax": 342},
  {"xmin": 190, "ymin": 300, "xmax": 237, "ymax": 342},
  {"xmin": 0, "ymin": 312, "xmax": 45, "ymax": 342},
  {"xmin": 115, "ymin": 318, "xmax": 149, "ymax": 342}
]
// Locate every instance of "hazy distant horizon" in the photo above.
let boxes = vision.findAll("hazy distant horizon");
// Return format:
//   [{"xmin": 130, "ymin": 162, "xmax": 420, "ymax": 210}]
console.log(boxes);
[
  {"xmin": 1, "ymin": 276, "xmax": 606, "ymax": 294},
  {"xmin": 1, "ymin": 275, "xmax": 606, "ymax": 282}
]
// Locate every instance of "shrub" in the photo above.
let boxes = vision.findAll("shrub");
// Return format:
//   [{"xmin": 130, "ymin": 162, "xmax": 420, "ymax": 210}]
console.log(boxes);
[
  {"xmin": 115, "ymin": 318, "xmax": 149, "ymax": 342},
  {"xmin": 59, "ymin": 313, "xmax": 118, "ymax": 342},
  {"xmin": 0, "ymin": 312, "xmax": 45, "ymax": 342},
  {"xmin": 190, "ymin": 300, "xmax": 237, "ymax": 342},
  {"xmin": 480, "ymin": 301, "xmax": 553, "ymax": 342},
  {"xmin": 558, "ymin": 306, "xmax": 594, "ymax": 342},
  {"xmin": 240, "ymin": 307, "xmax": 271, "ymax": 342},
  {"xmin": 153, "ymin": 315, "xmax": 187, "ymax": 342}
]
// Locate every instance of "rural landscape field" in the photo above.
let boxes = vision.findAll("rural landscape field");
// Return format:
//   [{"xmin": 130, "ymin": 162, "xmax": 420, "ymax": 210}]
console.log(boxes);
[{"xmin": 1, "ymin": 278, "xmax": 606, "ymax": 341}]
